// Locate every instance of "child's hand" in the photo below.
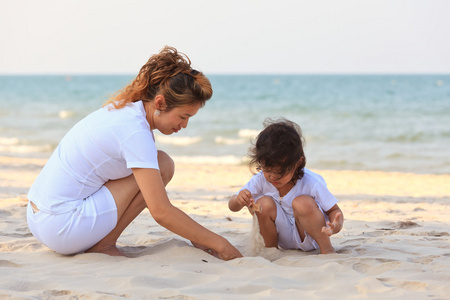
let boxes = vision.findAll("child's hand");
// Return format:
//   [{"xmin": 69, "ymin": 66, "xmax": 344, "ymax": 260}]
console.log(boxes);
[
  {"xmin": 236, "ymin": 189, "xmax": 254, "ymax": 208},
  {"xmin": 248, "ymin": 202, "xmax": 262, "ymax": 214},
  {"xmin": 321, "ymin": 211, "xmax": 343, "ymax": 236}
]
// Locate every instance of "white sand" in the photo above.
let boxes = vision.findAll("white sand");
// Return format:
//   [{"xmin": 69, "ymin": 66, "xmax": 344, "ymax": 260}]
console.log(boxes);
[{"xmin": 1, "ymin": 156, "xmax": 449, "ymax": 299}]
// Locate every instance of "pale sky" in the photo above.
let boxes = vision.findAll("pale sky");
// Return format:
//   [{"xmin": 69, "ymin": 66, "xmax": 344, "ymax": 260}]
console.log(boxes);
[{"xmin": 1, "ymin": 0, "xmax": 449, "ymax": 74}]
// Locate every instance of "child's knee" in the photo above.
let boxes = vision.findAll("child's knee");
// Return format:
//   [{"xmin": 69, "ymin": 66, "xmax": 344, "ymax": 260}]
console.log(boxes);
[
  {"xmin": 292, "ymin": 195, "xmax": 318, "ymax": 216},
  {"xmin": 256, "ymin": 196, "xmax": 277, "ymax": 218}
]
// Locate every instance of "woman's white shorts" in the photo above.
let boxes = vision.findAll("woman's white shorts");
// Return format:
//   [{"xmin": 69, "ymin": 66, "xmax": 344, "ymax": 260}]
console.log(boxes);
[
  {"xmin": 27, "ymin": 186, "xmax": 118, "ymax": 255},
  {"xmin": 272, "ymin": 199, "xmax": 319, "ymax": 251}
]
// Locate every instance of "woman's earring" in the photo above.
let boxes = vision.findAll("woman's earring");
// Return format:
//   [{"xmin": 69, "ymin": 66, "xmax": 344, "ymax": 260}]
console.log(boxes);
[{"xmin": 154, "ymin": 109, "xmax": 160, "ymax": 116}]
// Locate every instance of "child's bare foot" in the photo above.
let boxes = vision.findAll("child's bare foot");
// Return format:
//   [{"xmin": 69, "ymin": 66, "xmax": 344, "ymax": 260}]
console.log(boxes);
[
  {"xmin": 85, "ymin": 243, "xmax": 126, "ymax": 257},
  {"xmin": 320, "ymin": 246, "xmax": 336, "ymax": 254}
]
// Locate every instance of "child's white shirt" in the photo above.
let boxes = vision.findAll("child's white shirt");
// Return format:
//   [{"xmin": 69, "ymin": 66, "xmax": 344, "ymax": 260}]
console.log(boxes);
[{"xmin": 240, "ymin": 168, "xmax": 337, "ymax": 223}]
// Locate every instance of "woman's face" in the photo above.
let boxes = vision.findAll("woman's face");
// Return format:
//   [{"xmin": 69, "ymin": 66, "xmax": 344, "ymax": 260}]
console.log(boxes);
[{"xmin": 156, "ymin": 103, "xmax": 202, "ymax": 135}]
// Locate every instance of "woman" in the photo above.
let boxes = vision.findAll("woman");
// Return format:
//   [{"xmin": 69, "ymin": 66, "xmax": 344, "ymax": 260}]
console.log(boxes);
[{"xmin": 27, "ymin": 46, "xmax": 242, "ymax": 260}]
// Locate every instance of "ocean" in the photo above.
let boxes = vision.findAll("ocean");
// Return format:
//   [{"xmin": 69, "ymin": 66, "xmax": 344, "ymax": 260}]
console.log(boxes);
[{"xmin": 1, "ymin": 74, "xmax": 449, "ymax": 175}]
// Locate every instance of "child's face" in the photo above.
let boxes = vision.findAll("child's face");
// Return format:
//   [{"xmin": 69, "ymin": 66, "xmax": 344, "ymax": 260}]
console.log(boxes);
[{"xmin": 262, "ymin": 167, "xmax": 296, "ymax": 189}]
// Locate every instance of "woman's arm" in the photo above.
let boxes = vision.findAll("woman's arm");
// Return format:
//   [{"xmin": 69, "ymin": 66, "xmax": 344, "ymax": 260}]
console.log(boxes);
[{"xmin": 132, "ymin": 167, "xmax": 242, "ymax": 260}]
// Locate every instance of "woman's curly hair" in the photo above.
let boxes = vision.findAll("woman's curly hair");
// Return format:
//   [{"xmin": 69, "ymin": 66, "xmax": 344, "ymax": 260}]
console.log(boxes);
[
  {"xmin": 248, "ymin": 118, "xmax": 306, "ymax": 183},
  {"xmin": 105, "ymin": 46, "xmax": 212, "ymax": 110}
]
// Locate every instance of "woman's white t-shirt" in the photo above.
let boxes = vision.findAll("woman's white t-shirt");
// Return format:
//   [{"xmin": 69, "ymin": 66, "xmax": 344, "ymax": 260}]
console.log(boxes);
[{"xmin": 28, "ymin": 101, "xmax": 159, "ymax": 214}]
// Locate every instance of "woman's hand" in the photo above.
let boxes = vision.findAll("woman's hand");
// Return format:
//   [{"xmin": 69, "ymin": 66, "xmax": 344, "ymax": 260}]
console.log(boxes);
[
  {"xmin": 192, "ymin": 239, "xmax": 242, "ymax": 261},
  {"xmin": 213, "ymin": 239, "xmax": 243, "ymax": 261},
  {"xmin": 133, "ymin": 168, "xmax": 243, "ymax": 261},
  {"xmin": 191, "ymin": 241, "xmax": 220, "ymax": 257}
]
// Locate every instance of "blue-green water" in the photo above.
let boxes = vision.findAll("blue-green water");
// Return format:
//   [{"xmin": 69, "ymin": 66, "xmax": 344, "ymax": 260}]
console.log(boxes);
[{"xmin": 1, "ymin": 74, "xmax": 449, "ymax": 174}]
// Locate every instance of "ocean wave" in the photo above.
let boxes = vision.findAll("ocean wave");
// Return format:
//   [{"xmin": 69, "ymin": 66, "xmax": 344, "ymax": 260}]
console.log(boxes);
[
  {"xmin": 385, "ymin": 132, "xmax": 427, "ymax": 142},
  {"xmin": 173, "ymin": 155, "xmax": 246, "ymax": 165},
  {"xmin": 238, "ymin": 129, "xmax": 259, "ymax": 138},
  {"xmin": 215, "ymin": 136, "xmax": 246, "ymax": 145},
  {"xmin": 0, "ymin": 144, "xmax": 53, "ymax": 154},
  {"xmin": 0, "ymin": 137, "xmax": 20, "ymax": 145},
  {"xmin": 59, "ymin": 110, "xmax": 76, "ymax": 119},
  {"xmin": 155, "ymin": 135, "xmax": 202, "ymax": 146}
]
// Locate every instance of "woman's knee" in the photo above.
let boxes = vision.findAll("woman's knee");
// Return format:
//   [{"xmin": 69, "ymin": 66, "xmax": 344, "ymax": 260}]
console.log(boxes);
[{"xmin": 157, "ymin": 150, "xmax": 175, "ymax": 185}]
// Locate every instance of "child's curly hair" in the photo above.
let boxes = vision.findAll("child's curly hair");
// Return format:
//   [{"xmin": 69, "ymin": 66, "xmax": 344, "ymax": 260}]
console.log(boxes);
[{"xmin": 248, "ymin": 118, "xmax": 306, "ymax": 183}]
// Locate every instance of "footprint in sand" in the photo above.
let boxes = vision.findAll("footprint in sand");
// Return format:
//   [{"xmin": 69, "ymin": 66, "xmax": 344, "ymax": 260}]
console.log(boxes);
[
  {"xmin": 352, "ymin": 258, "xmax": 401, "ymax": 276},
  {"xmin": 394, "ymin": 221, "xmax": 420, "ymax": 229},
  {"xmin": 378, "ymin": 278, "xmax": 427, "ymax": 292},
  {"xmin": 0, "ymin": 260, "xmax": 21, "ymax": 268},
  {"xmin": 408, "ymin": 255, "xmax": 440, "ymax": 264},
  {"xmin": 0, "ymin": 210, "xmax": 12, "ymax": 218}
]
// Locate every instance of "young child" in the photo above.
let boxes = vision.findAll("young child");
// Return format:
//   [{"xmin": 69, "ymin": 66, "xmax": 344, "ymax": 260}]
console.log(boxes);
[{"xmin": 229, "ymin": 118, "xmax": 343, "ymax": 254}]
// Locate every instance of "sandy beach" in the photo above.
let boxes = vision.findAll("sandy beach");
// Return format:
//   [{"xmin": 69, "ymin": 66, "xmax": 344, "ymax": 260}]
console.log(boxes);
[{"xmin": 1, "ymin": 155, "xmax": 449, "ymax": 299}]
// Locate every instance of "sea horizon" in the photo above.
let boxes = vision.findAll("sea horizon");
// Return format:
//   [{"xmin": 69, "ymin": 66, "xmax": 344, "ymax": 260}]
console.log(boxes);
[{"xmin": 1, "ymin": 74, "xmax": 449, "ymax": 175}]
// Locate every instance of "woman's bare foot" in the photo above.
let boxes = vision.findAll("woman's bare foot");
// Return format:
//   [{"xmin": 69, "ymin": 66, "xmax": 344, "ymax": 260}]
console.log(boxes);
[{"xmin": 85, "ymin": 243, "xmax": 126, "ymax": 257}]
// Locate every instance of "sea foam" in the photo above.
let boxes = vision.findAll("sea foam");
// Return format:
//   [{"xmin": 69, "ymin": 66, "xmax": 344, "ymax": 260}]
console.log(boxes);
[
  {"xmin": 0, "ymin": 137, "xmax": 20, "ymax": 145},
  {"xmin": 173, "ymin": 155, "xmax": 244, "ymax": 165},
  {"xmin": 58, "ymin": 110, "xmax": 75, "ymax": 119},
  {"xmin": 0, "ymin": 144, "xmax": 52, "ymax": 154},
  {"xmin": 238, "ymin": 129, "xmax": 259, "ymax": 138},
  {"xmin": 155, "ymin": 135, "xmax": 202, "ymax": 146},
  {"xmin": 215, "ymin": 136, "xmax": 246, "ymax": 145}
]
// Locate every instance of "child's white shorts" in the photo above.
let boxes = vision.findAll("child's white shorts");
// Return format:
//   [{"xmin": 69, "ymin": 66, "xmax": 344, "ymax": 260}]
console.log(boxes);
[
  {"xmin": 27, "ymin": 186, "xmax": 118, "ymax": 255},
  {"xmin": 273, "ymin": 199, "xmax": 319, "ymax": 251}
]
